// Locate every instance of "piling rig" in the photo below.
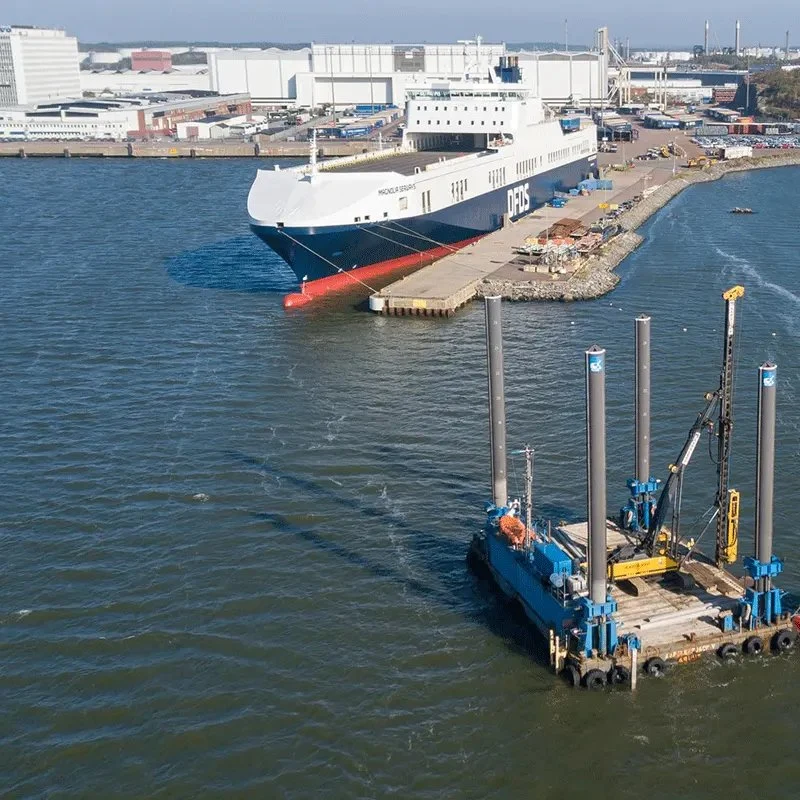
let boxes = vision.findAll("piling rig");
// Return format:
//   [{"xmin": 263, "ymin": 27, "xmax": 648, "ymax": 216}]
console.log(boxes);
[{"xmin": 612, "ymin": 286, "xmax": 744, "ymax": 578}]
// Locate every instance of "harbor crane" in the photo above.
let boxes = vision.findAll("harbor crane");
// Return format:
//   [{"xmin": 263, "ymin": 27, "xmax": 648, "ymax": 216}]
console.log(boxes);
[{"xmin": 611, "ymin": 286, "xmax": 744, "ymax": 579}]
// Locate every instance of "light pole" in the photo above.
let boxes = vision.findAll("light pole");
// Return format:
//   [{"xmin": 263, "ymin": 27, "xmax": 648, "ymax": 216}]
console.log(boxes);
[
  {"xmin": 367, "ymin": 46, "xmax": 374, "ymax": 113},
  {"xmin": 328, "ymin": 46, "xmax": 336, "ymax": 123}
]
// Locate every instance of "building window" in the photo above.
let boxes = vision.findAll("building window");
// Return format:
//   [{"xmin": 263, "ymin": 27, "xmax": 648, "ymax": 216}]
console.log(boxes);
[{"xmin": 399, "ymin": 197, "xmax": 408, "ymax": 210}]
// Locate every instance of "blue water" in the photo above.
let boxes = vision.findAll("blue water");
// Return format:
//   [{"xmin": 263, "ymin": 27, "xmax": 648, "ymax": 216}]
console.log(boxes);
[{"xmin": 3, "ymin": 158, "xmax": 800, "ymax": 798}]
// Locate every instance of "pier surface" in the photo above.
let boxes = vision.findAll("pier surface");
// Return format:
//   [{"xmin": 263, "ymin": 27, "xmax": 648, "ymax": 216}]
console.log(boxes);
[
  {"xmin": 373, "ymin": 128, "xmax": 800, "ymax": 317},
  {"xmin": 0, "ymin": 139, "xmax": 387, "ymax": 159},
  {"xmin": 374, "ymin": 166, "xmax": 653, "ymax": 316}
]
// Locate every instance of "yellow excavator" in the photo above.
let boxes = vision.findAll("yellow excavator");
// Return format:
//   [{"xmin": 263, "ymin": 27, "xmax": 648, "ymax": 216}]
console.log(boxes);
[
  {"xmin": 687, "ymin": 155, "xmax": 718, "ymax": 168},
  {"xmin": 608, "ymin": 286, "xmax": 743, "ymax": 580}
]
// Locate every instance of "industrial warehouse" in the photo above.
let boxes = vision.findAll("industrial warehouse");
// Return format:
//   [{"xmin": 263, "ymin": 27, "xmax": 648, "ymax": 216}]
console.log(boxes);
[{"xmin": 207, "ymin": 35, "xmax": 610, "ymax": 106}]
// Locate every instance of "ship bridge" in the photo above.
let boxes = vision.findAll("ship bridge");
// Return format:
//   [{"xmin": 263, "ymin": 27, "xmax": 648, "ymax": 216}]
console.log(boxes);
[{"xmin": 402, "ymin": 81, "xmax": 548, "ymax": 152}]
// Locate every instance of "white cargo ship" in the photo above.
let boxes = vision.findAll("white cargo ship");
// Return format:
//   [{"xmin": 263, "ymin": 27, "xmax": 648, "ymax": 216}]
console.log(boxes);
[{"xmin": 247, "ymin": 57, "xmax": 597, "ymax": 306}]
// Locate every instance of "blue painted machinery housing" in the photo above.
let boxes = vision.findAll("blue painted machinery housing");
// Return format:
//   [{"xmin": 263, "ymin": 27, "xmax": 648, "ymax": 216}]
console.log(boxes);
[
  {"xmin": 740, "ymin": 555, "xmax": 786, "ymax": 629},
  {"xmin": 483, "ymin": 505, "xmax": 619, "ymax": 659}
]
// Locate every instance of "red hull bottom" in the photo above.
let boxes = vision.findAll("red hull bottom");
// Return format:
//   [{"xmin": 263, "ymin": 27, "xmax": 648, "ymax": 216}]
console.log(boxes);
[{"xmin": 283, "ymin": 234, "xmax": 486, "ymax": 309}]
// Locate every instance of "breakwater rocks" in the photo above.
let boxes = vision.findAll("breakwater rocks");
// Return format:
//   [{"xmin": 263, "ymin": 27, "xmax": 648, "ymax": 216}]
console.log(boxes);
[
  {"xmin": 482, "ymin": 152, "xmax": 800, "ymax": 303},
  {"xmin": 477, "ymin": 231, "xmax": 643, "ymax": 302}
]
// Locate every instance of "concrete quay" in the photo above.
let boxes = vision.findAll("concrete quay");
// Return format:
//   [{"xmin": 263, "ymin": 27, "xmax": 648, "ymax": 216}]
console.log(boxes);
[
  {"xmin": 0, "ymin": 139, "xmax": 383, "ymax": 159},
  {"xmin": 372, "ymin": 166, "xmax": 653, "ymax": 317},
  {"xmin": 372, "ymin": 146, "xmax": 800, "ymax": 317}
]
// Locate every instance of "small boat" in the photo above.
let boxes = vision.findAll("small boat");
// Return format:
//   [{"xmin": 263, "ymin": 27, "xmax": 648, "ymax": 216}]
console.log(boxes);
[{"xmin": 730, "ymin": 207, "xmax": 755, "ymax": 214}]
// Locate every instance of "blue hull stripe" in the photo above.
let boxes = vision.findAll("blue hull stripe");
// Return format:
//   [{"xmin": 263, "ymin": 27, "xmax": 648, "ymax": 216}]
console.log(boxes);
[{"xmin": 252, "ymin": 156, "xmax": 595, "ymax": 283}]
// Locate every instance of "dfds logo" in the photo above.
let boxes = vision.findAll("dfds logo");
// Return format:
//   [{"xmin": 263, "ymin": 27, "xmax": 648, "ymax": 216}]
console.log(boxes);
[{"xmin": 507, "ymin": 183, "xmax": 530, "ymax": 217}]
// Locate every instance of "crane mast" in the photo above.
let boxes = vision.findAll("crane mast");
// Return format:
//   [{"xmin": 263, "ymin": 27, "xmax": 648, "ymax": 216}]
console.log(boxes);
[
  {"xmin": 609, "ymin": 286, "xmax": 745, "ymax": 579},
  {"xmin": 715, "ymin": 286, "xmax": 744, "ymax": 566}
]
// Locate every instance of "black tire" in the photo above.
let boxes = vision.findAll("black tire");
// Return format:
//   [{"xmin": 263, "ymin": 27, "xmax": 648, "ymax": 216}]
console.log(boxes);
[
  {"xmin": 772, "ymin": 629, "xmax": 795, "ymax": 653},
  {"xmin": 561, "ymin": 664, "xmax": 581, "ymax": 688},
  {"xmin": 582, "ymin": 669, "xmax": 607, "ymax": 691},
  {"xmin": 718, "ymin": 643, "xmax": 739, "ymax": 660},
  {"xmin": 644, "ymin": 657, "xmax": 667, "ymax": 677},
  {"xmin": 743, "ymin": 636, "xmax": 764, "ymax": 656},
  {"xmin": 609, "ymin": 665, "xmax": 631, "ymax": 685}
]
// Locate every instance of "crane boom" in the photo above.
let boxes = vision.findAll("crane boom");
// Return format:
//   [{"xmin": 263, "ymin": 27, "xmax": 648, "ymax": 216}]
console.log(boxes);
[
  {"xmin": 715, "ymin": 285, "xmax": 744, "ymax": 565},
  {"xmin": 642, "ymin": 391, "xmax": 719, "ymax": 555},
  {"xmin": 607, "ymin": 287, "xmax": 745, "ymax": 580}
]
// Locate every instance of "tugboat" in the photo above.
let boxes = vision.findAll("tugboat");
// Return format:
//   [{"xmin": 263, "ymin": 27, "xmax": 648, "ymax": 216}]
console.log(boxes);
[{"xmin": 730, "ymin": 207, "xmax": 755, "ymax": 214}]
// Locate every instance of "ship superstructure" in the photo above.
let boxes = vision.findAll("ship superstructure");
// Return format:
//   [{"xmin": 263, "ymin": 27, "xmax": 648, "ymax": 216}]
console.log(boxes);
[{"xmin": 247, "ymin": 59, "xmax": 597, "ymax": 306}]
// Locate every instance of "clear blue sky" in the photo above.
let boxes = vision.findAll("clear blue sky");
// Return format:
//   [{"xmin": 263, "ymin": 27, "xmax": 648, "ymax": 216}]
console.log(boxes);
[{"xmin": 7, "ymin": 0, "xmax": 798, "ymax": 47}]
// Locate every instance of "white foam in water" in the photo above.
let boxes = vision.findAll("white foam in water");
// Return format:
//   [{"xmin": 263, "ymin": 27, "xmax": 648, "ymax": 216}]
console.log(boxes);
[
  {"xmin": 192, "ymin": 493, "xmax": 210, "ymax": 502},
  {"xmin": 17, "ymin": 609, "xmax": 31, "ymax": 618}
]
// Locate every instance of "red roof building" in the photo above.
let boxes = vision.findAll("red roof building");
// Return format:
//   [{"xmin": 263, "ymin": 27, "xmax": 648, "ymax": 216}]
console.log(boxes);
[{"xmin": 131, "ymin": 50, "xmax": 172, "ymax": 71}]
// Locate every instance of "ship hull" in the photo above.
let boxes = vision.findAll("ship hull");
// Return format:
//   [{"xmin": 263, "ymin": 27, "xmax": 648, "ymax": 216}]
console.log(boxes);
[{"xmin": 252, "ymin": 155, "xmax": 595, "ymax": 288}]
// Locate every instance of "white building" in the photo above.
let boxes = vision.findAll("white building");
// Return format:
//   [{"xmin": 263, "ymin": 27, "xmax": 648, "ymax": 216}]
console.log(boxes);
[
  {"xmin": 208, "ymin": 40, "xmax": 609, "ymax": 108},
  {"xmin": 516, "ymin": 51, "xmax": 607, "ymax": 104},
  {"xmin": 85, "ymin": 50, "xmax": 122, "ymax": 67},
  {"xmin": 0, "ymin": 25, "xmax": 81, "ymax": 105},
  {"xmin": 80, "ymin": 67, "xmax": 210, "ymax": 95},
  {"xmin": 0, "ymin": 107, "xmax": 133, "ymax": 140}
]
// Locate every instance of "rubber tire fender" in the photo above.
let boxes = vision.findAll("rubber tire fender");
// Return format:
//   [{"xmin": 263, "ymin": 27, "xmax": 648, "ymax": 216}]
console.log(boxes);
[
  {"xmin": 743, "ymin": 635, "xmax": 764, "ymax": 656},
  {"xmin": 717, "ymin": 643, "xmax": 738, "ymax": 660},
  {"xmin": 582, "ymin": 668, "xmax": 607, "ymax": 691},
  {"xmin": 609, "ymin": 664, "xmax": 631, "ymax": 685},
  {"xmin": 561, "ymin": 664, "xmax": 581, "ymax": 688},
  {"xmin": 771, "ymin": 629, "xmax": 796, "ymax": 653},
  {"xmin": 643, "ymin": 657, "xmax": 667, "ymax": 677}
]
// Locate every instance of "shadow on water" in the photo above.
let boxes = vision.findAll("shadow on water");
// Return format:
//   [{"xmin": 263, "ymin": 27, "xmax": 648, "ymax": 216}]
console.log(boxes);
[
  {"xmin": 228, "ymin": 449, "xmax": 554, "ymax": 673},
  {"xmin": 165, "ymin": 235, "xmax": 298, "ymax": 293}
]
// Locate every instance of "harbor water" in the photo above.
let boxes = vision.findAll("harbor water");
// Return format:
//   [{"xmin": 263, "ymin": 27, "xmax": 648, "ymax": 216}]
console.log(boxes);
[{"xmin": 3, "ymin": 158, "xmax": 800, "ymax": 798}]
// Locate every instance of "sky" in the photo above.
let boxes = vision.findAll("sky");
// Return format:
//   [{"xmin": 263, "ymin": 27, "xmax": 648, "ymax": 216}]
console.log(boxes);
[{"xmin": 6, "ymin": 0, "xmax": 799, "ymax": 48}]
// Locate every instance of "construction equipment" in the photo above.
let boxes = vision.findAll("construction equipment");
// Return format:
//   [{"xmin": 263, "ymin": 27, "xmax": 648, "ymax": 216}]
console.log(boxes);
[
  {"xmin": 687, "ymin": 155, "xmax": 718, "ymax": 168},
  {"xmin": 610, "ymin": 286, "xmax": 744, "ymax": 579},
  {"xmin": 715, "ymin": 285, "xmax": 744, "ymax": 565}
]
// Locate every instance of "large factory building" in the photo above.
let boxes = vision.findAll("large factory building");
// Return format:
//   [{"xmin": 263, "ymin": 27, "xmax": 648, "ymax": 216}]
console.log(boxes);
[{"xmin": 208, "ymin": 37, "xmax": 610, "ymax": 108}]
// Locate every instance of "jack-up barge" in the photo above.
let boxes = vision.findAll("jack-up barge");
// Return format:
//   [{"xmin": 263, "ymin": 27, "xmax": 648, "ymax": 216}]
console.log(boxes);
[{"xmin": 468, "ymin": 289, "xmax": 796, "ymax": 689}]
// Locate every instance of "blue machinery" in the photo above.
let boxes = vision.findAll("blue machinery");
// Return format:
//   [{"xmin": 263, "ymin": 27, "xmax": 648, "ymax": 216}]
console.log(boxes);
[
  {"xmin": 739, "ymin": 362, "xmax": 785, "ymax": 631},
  {"xmin": 619, "ymin": 315, "xmax": 659, "ymax": 534},
  {"xmin": 472, "ymin": 292, "xmax": 792, "ymax": 688}
]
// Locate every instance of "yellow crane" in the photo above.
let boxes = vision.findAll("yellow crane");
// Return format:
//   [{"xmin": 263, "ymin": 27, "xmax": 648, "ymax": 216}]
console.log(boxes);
[{"xmin": 608, "ymin": 286, "xmax": 744, "ymax": 580}]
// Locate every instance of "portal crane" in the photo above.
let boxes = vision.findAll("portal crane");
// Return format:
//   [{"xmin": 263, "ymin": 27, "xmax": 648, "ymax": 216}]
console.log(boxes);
[{"xmin": 609, "ymin": 286, "xmax": 743, "ymax": 580}]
